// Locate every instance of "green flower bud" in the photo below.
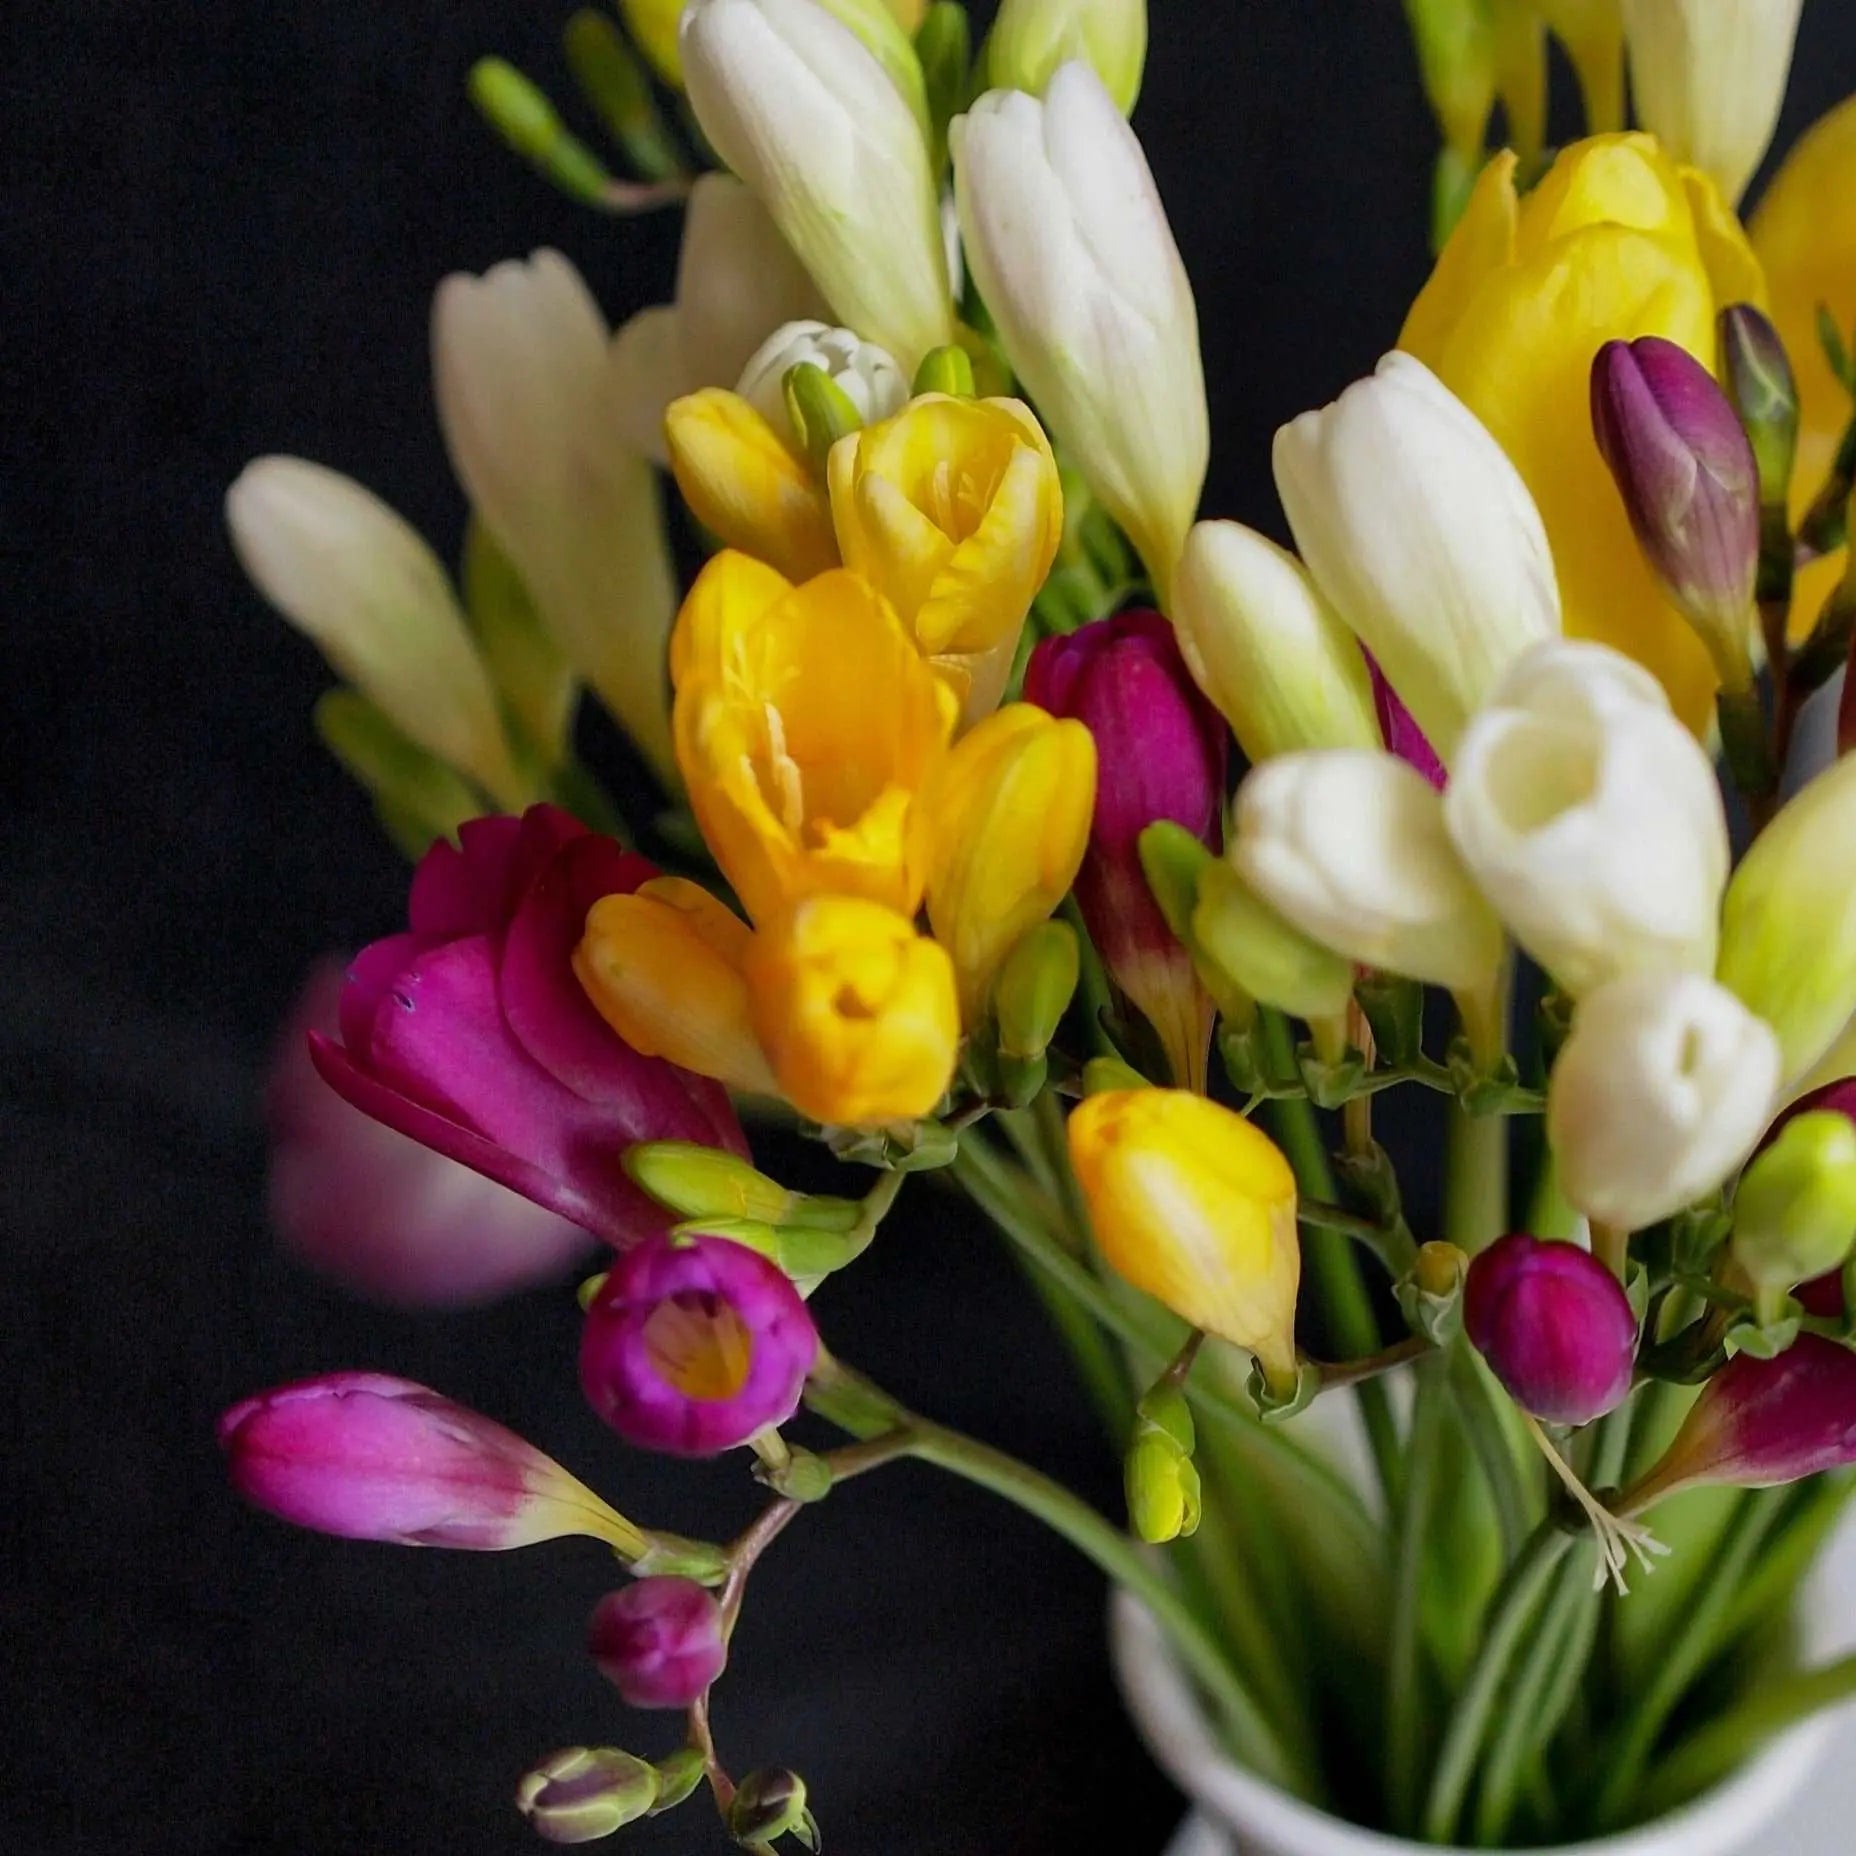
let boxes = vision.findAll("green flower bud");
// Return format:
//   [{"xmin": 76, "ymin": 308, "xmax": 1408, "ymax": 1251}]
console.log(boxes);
[
  {"xmin": 562, "ymin": 9, "xmax": 685, "ymax": 183},
  {"xmin": 1082, "ymin": 1054, "xmax": 1151, "ymax": 1096},
  {"xmin": 912, "ymin": 343, "xmax": 977, "ymax": 399},
  {"xmin": 516, "ymin": 1747, "xmax": 658, "ymax": 1843},
  {"xmin": 994, "ymin": 920, "xmax": 1081, "ymax": 1061},
  {"xmin": 1192, "ymin": 857, "xmax": 1356, "ymax": 1026},
  {"xmin": 1719, "ymin": 304, "xmax": 1799, "ymax": 513},
  {"xmin": 783, "ymin": 363, "xmax": 866, "ymax": 474},
  {"xmin": 468, "ymin": 58, "xmax": 614, "ymax": 209},
  {"xmin": 987, "ymin": 0, "xmax": 1148, "ymax": 116},
  {"xmin": 1731, "ymin": 1111, "xmax": 1856, "ymax": 1324},
  {"xmin": 649, "ymin": 1747, "xmax": 708, "ymax": 1815},
  {"xmin": 1125, "ymin": 1427, "xmax": 1202, "ymax": 1544},
  {"xmin": 728, "ymin": 1768, "xmax": 820, "ymax": 1849},
  {"xmin": 626, "ymin": 1143, "xmax": 863, "ymax": 1233}
]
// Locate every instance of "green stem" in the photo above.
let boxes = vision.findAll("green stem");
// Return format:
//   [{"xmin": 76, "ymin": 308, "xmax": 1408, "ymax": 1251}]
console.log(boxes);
[
  {"xmin": 1386, "ymin": 1357, "xmax": 1445, "ymax": 1833},
  {"xmin": 805, "ymin": 1356, "xmax": 1322, "ymax": 1802},
  {"xmin": 1443, "ymin": 1102, "xmax": 1509, "ymax": 1254},
  {"xmin": 1422, "ymin": 1523, "xmax": 1573, "ymax": 1844}
]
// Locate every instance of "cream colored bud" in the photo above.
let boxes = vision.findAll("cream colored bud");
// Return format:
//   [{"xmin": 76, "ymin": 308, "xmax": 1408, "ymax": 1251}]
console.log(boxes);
[
  {"xmin": 1549, "ymin": 971, "xmax": 1781, "ymax": 1230},
  {"xmin": 987, "ymin": 0, "xmax": 1148, "ymax": 115},
  {"xmin": 735, "ymin": 320, "xmax": 909, "ymax": 449}
]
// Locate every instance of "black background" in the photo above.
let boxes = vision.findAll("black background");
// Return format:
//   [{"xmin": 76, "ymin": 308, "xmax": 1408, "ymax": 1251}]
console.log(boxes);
[{"xmin": 8, "ymin": 4, "xmax": 1856, "ymax": 1852}]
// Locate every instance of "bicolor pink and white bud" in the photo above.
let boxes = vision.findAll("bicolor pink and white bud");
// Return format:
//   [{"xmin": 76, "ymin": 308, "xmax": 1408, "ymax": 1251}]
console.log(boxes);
[{"xmin": 588, "ymin": 1576, "xmax": 728, "ymax": 1708}]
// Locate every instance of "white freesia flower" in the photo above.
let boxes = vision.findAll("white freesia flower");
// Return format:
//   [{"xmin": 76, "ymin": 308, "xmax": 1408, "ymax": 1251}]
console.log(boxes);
[
  {"xmin": 1549, "ymin": 971, "xmax": 1781, "ymax": 1229},
  {"xmin": 1621, "ymin": 0, "xmax": 1804, "ymax": 207},
  {"xmin": 432, "ymin": 250, "xmax": 679, "ymax": 785},
  {"xmin": 1231, "ymin": 749, "xmax": 1505, "ymax": 996},
  {"xmin": 610, "ymin": 174, "xmax": 827, "ymax": 465},
  {"xmin": 226, "ymin": 457, "xmax": 521, "ymax": 805},
  {"xmin": 1718, "ymin": 753, "xmax": 1856, "ymax": 1084},
  {"xmin": 735, "ymin": 320, "xmax": 909, "ymax": 448},
  {"xmin": 1173, "ymin": 520, "xmax": 1381, "ymax": 764},
  {"xmin": 952, "ymin": 61, "xmax": 1207, "ymax": 604},
  {"xmin": 1272, "ymin": 352, "xmax": 1562, "ymax": 765},
  {"xmin": 987, "ymin": 0, "xmax": 1148, "ymax": 115},
  {"xmin": 1445, "ymin": 640, "xmax": 1729, "ymax": 998},
  {"xmin": 680, "ymin": 0, "xmax": 954, "ymax": 372}
]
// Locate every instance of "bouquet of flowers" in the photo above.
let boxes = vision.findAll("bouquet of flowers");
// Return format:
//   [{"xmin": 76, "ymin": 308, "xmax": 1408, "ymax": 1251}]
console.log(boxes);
[{"xmin": 220, "ymin": 0, "xmax": 1856, "ymax": 1847}]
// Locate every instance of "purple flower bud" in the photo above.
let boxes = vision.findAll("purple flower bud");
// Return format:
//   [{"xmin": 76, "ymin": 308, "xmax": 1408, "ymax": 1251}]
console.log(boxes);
[
  {"xmin": 516, "ymin": 1747, "xmax": 659, "ymax": 1843},
  {"xmin": 1024, "ymin": 611, "xmax": 1227, "ymax": 1087},
  {"xmin": 1367, "ymin": 651, "xmax": 1446, "ymax": 791},
  {"xmin": 580, "ymin": 1233, "xmax": 818, "ymax": 1457},
  {"xmin": 1625, "ymin": 1336, "xmax": 1856, "ymax": 1514},
  {"xmin": 588, "ymin": 1577, "xmax": 727, "ymax": 1709},
  {"xmin": 1590, "ymin": 337, "xmax": 1760, "ymax": 676},
  {"xmin": 218, "ymin": 1373, "xmax": 642, "ymax": 1552},
  {"xmin": 1463, "ymin": 1233, "xmax": 1638, "ymax": 1425}
]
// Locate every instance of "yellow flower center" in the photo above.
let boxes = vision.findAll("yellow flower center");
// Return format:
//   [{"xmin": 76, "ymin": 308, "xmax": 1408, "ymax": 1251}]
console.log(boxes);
[{"xmin": 642, "ymin": 1293, "xmax": 754, "ymax": 1402}]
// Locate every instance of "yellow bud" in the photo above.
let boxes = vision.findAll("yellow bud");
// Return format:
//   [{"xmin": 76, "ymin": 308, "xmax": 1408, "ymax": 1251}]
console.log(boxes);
[
  {"xmin": 617, "ymin": 0, "xmax": 687, "ymax": 85},
  {"xmin": 1124, "ymin": 1428, "xmax": 1201, "ymax": 1545},
  {"xmin": 575, "ymin": 876, "xmax": 777, "ymax": 1095},
  {"xmin": 1067, "ymin": 1090, "xmax": 1302, "ymax": 1395},
  {"xmin": 744, "ymin": 896, "xmax": 960, "ymax": 1127},
  {"xmin": 665, "ymin": 389, "xmax": 840, "ymax": 584},
  {"xmin": 671, "ymin": 554, "xmax": 960, "ymax": 923},
  {"xmin": 925, "ymin": 703, "xmax": 1096, "ymax": 1020},
  {"xmin": 829, "ymin": 394, "xmax": 1063, "ymax": 720}
]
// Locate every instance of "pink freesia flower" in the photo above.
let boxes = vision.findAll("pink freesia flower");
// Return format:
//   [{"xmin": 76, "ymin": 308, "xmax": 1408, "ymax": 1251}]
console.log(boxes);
[
  {"xmin": 580, "ymin": 1232, "xmax": 818, "ymax": 1457},
  {"xmin": 588, "ymin": 1576, "xmax": 728, "ymax": 1708},
  {"xmin": 269, "ymin": 962, "xmax": 594, "ymax": 1305},
  {"xmin": 1025, "ymin": 611, "xmax": 1226, "ymax": 1088},
  {"xmin": 218, "ymin": 1372, "xmax": 642, "ymax": 1551},
  {"xmin": 309, "ymin": 806, "xmax": 744, "ymax": 1248},
  {"xmin": 1367, "ymin": 652, "xmax": 1447, "ymax": 791}
]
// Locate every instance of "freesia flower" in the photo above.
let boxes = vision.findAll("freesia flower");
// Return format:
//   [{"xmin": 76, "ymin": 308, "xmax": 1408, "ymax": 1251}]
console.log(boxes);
[
  {"xmin": 1272, "ymin": 352, "xmax": 1561, "ymax": 765},
  {"xmin": 1068, "ymin": 1090, "xmax": 1302, "ymax": 1397},
  {"xmin": 588, "ymin": 1577, "xmax": 728, "ymax": 1708},
  {"xmin": 610, "ymin": 174, "xmax": 828, "ymax": 465},
  {"xmin": 953, "ymin": 62, "xmax": 1207, "ymax": 603},
  {"xmin": 1444, "ymin": 640, "xmax": 1729, "ymax": 998},
  {"xmin": 220, "ymin": 1373, "xmax": 646, "ymax": 1552},
  {"xmin": 309, "ymin": 806, "xmax": 744, "ymax": 1247},
  {"xmin": 986, "ymin": 0, "xmax": 1148, "ymax": 115},
  {"xmin": 580, "ymin": 1232, "xmax": 819, "ymax": 1456},
  {"xmin": 743, "ymin": 895, "xmax": 960, "ymax": 1126},
  {"xmin": 829, "ymin": 393, "xmax": 1064, "ymax": 719},
  {"xmin": 1623, "ymin": 1336, "xmax": 1856, "ymax": 1514},
  {"xmin": 268, "ymin": 963, "xmax": 594, "ymax": 1306},
  {"xmin": 736, "ymin": 320, "xmax": 908, "ymax": 450},
  {"xmin": 1400, "ymin": 135, "xmax": 1766, "ymax": 733},
  {"xmin": 670, "ymin": 554, "xmax": 959, "ymax": 924},
  {"xmin": 679, "ymin": 0, "xmax": 953, "ymax": 371},
  {"xmin": 924, "ymin": 703, "xmax": 1096, "ymax": 1020},
  {"xmin": 1548, "ymin": 970, "xmax": 1781, "ymax": 1230},
  {"xmin": 1620, "ymin": 0, "xmax": 1804, "ymax": 208},
  {"xmin": 226, "ymin": 458, "xmax": 525, "ymax": 807},
  {"xmin": 432, "ymin": 251, "xmax": 681, "ymax": 783},
  {"xmin": 1026, "ymin": 612, "xmax": 1225, "ymax": 1091},
  {"xmin": 1368, "ymin": 655, "xmax": 1446, "ymax": 791},
  {"xmin": 1464, "ymin": 1234, "xmax": 1638, "ymax": 1425},
  {"xmin": 1718, "ymin": 754, "xmax": 1856, "ymax": 1084},
  {"xmin": 1171, "ymin": 520, "xmax": 1381, "ymax": 766},
  {"xmin": 518, "ymin": 1747, "xmax": 661, "ymax": 1842}
]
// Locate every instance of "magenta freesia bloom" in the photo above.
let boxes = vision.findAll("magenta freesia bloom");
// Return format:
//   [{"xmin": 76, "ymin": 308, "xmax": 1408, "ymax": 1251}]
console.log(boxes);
[
  {"xmin": 1590, "ymin": 336, "xmax": 1760, "ymax": 634},
  {"xmin": 580, "ymin": 1233, "xmax": 818, "ymax": 1457},
  {"xmin": 588, "ymin": 1576, "xmax": 728, "ymax": 1708},
  {"xmin": 1367, "ymin": 652, "xmax": 1446, "ymax": 791},
  {"xmin": 309, "ymin": 806, "xmax": 744, "ymax": 1248},
  {"xmin": 218, "ymin": 1373, "xmax": 639, "ymax": 1551},
  {"xmin": 1024, "ymin": 611, "xmax": 1227, "ymax": 1086},
  {"xmin": 1626, "ymin": 1336, "xmax": 1856, "ymax": 1513},
  {"xmin": 1464, "ymin": 1233, "xmax": 1638, "ymax": 1425},
  {"xmin": 269, "ymin": 961, "xmax": 595, "ymax": 1305}
]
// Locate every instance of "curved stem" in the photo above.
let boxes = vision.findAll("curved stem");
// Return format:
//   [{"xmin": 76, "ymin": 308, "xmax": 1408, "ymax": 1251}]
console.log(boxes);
[{"xmin": 1386, "ymin": 1357, "xmax": 1445, "ymax": 1833}]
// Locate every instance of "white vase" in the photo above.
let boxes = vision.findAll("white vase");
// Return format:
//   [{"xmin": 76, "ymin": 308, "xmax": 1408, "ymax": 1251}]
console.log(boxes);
[{"xmin": 1112, "ymin": 1505, "xmax": 1856, "ymax": 1856}]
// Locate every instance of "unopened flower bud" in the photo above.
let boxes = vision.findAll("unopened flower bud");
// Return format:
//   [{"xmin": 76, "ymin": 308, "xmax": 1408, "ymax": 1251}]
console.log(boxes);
[
  {"xmin": 588, "ymin": 1577, "xmax": 728, "ymax": 1709},
  {"xmin": 1623, "ymin": 1334, "xmax": 1856, "ymax": 1514},
  {"xmin": 1191, "ymin": 855, "xmax": 1355, "ymax": 1028},
  {"xmin": 650, "ymin": 1747, "xmax": 709, "ymax": 1812},
  {"xmin": 1591, "ymin": 337, "xmax": 1760, "ymax": 687},
  {"xmin": 987, "ymin": 0, "xmax": 1148, "ymax": 115},
  {"xmin": 623, "ymin": 1143, "xmax": 862, "ymax": 1236},
  {"xmin": 728, "ymin": 1768, "xmax": 819, "ymax": 1848},
  {"xmin": 1730, "ymin": 1112, "xmax": 1856, "ymax": 1323},
  {"xmin": 1464, "ymin": 1233, "xmax": 1638, "ymax": 1425},
  {"xmin": 468, "ymin": 60, "xmax": 615, "ymax": 210},
  {"xmin": 1719, "ymin": 303, "xmax": 1800, "ymax": 512},
  {"xmin": 1124, "ymin": 1384, "xmax": 1201, "ymax": 1546},
  {"xmin": 1414, "ymin": 1240, "xmax": 1468, "ymax": 1300},
  {"xmin": 736, "ymin": 320, "xmax": 908, "ymax": 455},
  {"xmin": 993, "ymin": 921, "xmax": 1081, "ymax": 1113},
  {"xmin": 517, "ymin": 1747, "xmax": 658, "ymax": 1843},
  {"xmin": 1548, "ymin": 972, "xmax": 1781, "ymax": 1230}
]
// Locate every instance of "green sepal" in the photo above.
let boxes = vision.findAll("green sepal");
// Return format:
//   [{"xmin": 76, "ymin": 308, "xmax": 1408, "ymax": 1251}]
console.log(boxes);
[
  {"xmin": 912, "ymin": 342, "xmax": 976, "ymax": 399},
  {"xmin": 649, "ymin": 1748, "xmax": 709, "ymax": 1816},
  {"xmin": 783, "ymin": 363, "xmax": 864, "ymax": 473},
  {"xmin": 1357, "ymin": 972, "xmax": 1426, "ymax": 1068}
]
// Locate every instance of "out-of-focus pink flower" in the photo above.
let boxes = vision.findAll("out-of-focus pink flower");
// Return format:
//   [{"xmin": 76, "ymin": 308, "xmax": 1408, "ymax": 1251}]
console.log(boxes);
[
  {"xmin": 1367, "ymin": 652, "xmax": 1447, "ymax": 791},
  {"xmin": 309, "ymin": 807, "xmax": 744, "ymax": 1248},
  {"xmin": 580, "ymin": 1232, "xmax": 818, "ymax": 1457},
  {"xmin": 588, "ymin": 1576, "xmax": 728, "ymax": 1708},
  {"xmin": 218, "ymin": 1373, "xmax": 643, "ymax": 1552},
  {"xmin": 269, "ymin": 963, "xmax": 594, "ymax": 1305},
  {"xmin": 1024, "ymin": 611, "xmax": 1226, "ymax": 1087}
]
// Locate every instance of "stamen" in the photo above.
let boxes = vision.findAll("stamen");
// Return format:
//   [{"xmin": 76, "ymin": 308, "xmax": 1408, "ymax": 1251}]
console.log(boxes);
[
  {"xmin": 1522, "ymin": 1411, "xmax": 1670, "ymax": 1594},
  {"xmin": 643, "ymin": 1293, "xmax": 754, "ymax": 1402},
  {"xmin": 762, "ymin": 704, "xmax": 806, "ymax": 836}
]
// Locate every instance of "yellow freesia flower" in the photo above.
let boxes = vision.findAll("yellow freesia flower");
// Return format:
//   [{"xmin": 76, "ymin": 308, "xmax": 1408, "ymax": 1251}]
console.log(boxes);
[
  {"xmin": 665, "ymin": 388, "xmax": 840, "ymax": 585},
  {"xmin": 575, "ymin": 876, "xmax": 777, "ymax": 1096},
  {"xmin": 924, "ymin": 703, "xmax": 1096, "ymax": 1021},
  {"xmin": 744, "ymin": 896, "xmax": 960, "ymax": 1126},
  {"xmin": 1751, "ymin": 91, "xmax": 1856, "ymax": 636},
  {"xmin": 1400, "ymin": 134, "xmax": 1766, "ymax": 734},
  {"xmin": 672, "ymin": 553, "xmax": 960, "ymax": 923},
  {"xmin": 829, "ymin": 393, "xmax": 1063, "ymax": 718},
  {"xmin": 1067, "ymin": 1090, "xmax": 1302, "ymax": 1397}
]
